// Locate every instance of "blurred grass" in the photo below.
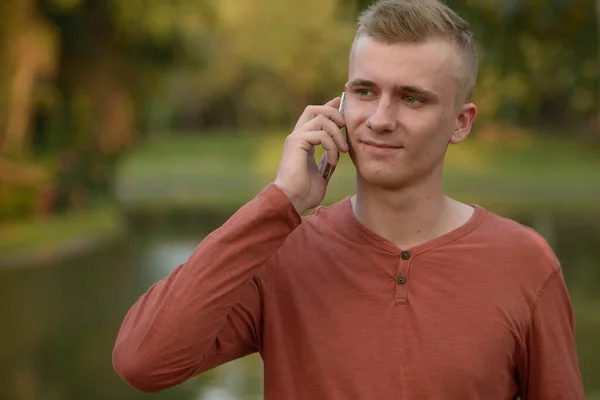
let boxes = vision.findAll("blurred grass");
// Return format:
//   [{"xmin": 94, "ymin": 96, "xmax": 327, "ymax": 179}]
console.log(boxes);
[
  {"xmin": 117, "ymin": 133, "xmax": 263, "ymax": 210},
  {"xmin": 124, "ymin": 133, "xmax": 254, "ymax": 175},
  {"xmin": 117, "ymin": 132, "xmax": 600, "ymax": 213},
  {"xmin": 442, "ymin": 134, "xmax": 600, "ymax": 213}
]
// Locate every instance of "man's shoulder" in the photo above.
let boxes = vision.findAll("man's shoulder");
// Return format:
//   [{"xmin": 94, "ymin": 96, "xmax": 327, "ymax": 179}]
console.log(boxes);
[
  {"xmin": 274, "ymin": 198, "xmax": 349, "ymax": 253},
  {"xmin": 301, "ymin": 198, "xmax": 349, "ymax": 231},
  {"xmin": 477, "ymin": 207, "xmax": 560, "ymax": 271}
]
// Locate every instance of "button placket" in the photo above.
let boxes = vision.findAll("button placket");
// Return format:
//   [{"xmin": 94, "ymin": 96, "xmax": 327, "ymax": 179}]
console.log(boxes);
[{"xmin": 395, "ymin": 250, "xmax": 411, "ymax": 305}]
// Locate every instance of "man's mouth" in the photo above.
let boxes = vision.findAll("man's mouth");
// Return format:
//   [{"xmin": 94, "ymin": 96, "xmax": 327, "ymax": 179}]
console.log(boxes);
[{"xmin": 360, "ymin": 139, "xmax": 403, "ymax": 150}]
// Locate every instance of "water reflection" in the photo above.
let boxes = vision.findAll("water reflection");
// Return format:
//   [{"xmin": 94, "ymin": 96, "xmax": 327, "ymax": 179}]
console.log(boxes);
[
  {"xmin": 0, "ymin": 209, "xmax": 598, "ymax": 399},
  {"xmin": 0, "ymin": 242, "xmax": 195, "ymax": 400},
  {"xmin": 143, "ymin": 241, "xmax": 199, "ymax": 280}
]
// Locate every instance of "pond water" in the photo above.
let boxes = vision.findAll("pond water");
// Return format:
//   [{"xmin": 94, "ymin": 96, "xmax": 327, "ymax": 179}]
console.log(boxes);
[{"xmin": 0, "ymin": 208, "xmax": 599, "ymax": 399}]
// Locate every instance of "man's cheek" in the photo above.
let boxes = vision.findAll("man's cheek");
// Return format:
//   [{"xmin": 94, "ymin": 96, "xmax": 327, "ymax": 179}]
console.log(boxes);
[{"xmin": 344, "ymin": 129, "xmax": 359, "ymax": 161}]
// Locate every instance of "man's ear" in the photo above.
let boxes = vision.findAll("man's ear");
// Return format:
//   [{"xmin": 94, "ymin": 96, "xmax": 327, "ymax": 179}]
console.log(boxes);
[{"xmin": 450, "ymin": 103, "xmax": 477, "ymax": 144}]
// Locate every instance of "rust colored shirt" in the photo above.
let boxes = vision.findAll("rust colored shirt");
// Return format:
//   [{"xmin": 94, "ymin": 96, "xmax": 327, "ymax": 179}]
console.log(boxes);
[{"xmin": 113, "ymin": 183, "xmax": 584, "ymax": 399}]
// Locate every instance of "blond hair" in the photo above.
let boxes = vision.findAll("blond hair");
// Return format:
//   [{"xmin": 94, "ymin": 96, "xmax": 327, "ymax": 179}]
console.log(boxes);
[{"xmin": 353, "ymin": 0, "xmax": 478, "ymax": 104}]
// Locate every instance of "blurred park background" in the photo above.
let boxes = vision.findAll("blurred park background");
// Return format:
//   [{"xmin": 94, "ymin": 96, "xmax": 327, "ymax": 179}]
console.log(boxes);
[{"xmin": 0, "ymin": 0, "xmax": 599, "ymax": 398}]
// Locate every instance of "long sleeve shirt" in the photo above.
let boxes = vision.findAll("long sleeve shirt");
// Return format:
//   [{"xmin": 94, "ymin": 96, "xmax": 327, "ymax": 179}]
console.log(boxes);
[{"xmin": 113, "ymin": 183, "xmax": 584, "ymax": 399}]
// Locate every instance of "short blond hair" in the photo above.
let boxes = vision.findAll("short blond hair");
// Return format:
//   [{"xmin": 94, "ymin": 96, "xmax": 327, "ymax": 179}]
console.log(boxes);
[{"xmin": 353, "ymin": 0, "xmax": 478, "ymax": 104}]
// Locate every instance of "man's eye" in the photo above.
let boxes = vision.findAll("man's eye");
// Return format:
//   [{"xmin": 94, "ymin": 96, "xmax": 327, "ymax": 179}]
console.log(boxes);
[
  {"xmin": 356, "ymin": 89, "xmax": 375, "ymax": 97},
  {"xmin": 404, "ymin": 96, "xmax": 421, "ymax": 104}
]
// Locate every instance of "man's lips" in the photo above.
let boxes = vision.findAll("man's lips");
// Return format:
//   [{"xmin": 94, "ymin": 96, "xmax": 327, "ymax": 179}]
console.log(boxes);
[{"xmin": 360, "ymin": 140, "xmax": 403, "ymax": 149}]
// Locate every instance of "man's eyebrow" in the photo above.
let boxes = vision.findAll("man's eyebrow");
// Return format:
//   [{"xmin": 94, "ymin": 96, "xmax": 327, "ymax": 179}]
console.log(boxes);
[
  {"xmin": 347, "ymin": 79, "xmax": 439, "ymax": 100},
  {"xmin": 347, "ymin": 79, "xmax": 378, "ymax": 88},
  {"xmin": 397, "ymin": 85, "xmax": 439, "ymax": 100}
]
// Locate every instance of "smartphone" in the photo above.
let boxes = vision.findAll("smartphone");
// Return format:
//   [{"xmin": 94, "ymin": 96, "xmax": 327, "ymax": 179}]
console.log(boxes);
[{"xmin": 320, "ymin": 92, "xmax": 347, "ymax": 181}]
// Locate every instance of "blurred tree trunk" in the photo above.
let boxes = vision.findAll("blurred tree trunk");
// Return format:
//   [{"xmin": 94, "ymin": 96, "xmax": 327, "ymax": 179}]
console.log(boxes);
[
  {"xmin": 597, "ymin": 0, "xmax": 600, "ymax": 125},
  {"xmin": 0, "ymin": 0, "xmax": 57, "ymax": 158},
  {"xmin": 48, "ymin": 0, "xmax": 135, "ymax": 212}
]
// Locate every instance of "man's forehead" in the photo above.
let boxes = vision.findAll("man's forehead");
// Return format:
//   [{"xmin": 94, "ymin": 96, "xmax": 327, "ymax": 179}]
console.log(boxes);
[{"xmin": 349, "ymin": 36, "xmax": 458, "ymax": 93}]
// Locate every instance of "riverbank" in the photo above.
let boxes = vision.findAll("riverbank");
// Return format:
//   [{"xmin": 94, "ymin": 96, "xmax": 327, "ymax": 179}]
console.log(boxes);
[
  {"xmin": 3, "ymin": 131, "xmax": 599, "ymax": 268},
  {"xmin": 0, "ymin": 207, "xmax": 125, "ymax": 270}
]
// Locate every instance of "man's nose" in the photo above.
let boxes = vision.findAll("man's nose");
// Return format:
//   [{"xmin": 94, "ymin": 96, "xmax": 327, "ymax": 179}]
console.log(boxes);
[{"xmin": 366, "ymin": 98, "xmax": 397, "ymax": 133}]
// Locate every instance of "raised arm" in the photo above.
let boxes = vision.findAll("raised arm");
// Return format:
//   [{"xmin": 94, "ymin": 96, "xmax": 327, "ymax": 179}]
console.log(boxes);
[
  {"xmin": 112, "ymin": 96, "xmax": 348, "ymax": 393},
  {"xmin": 112, "ymin": 184, "xmax": 301, "ymax": 392}
]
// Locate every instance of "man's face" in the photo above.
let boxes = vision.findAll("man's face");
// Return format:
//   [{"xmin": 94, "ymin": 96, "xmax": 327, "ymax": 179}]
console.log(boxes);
[{"xmin": 344, "ymin": 35, "xmax": 475, "ymax": 189}]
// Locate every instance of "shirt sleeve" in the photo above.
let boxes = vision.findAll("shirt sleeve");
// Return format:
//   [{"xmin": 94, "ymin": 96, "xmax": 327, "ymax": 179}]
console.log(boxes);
[
  {"xmin": 516, "ymin": 268, "xmax": 585, "ymax": 400},
  {"xmin": 112, "ymin": 183, "xmax": 301, "ymax": 393}
]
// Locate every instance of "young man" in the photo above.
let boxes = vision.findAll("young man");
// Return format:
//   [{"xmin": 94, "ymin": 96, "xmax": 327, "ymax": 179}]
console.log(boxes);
[{"xmin": 113, "ymin": 0, "xmax": 584, "ymax": 398}]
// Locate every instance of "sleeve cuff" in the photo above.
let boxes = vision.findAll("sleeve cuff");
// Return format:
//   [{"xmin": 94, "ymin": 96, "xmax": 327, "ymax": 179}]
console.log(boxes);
[{"xmin": 257, "ymin": 183, "xmax": 302, "ymax": 230}]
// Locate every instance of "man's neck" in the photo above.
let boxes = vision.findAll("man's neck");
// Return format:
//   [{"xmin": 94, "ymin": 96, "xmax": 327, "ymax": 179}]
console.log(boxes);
[{"xmin": 351, "ymin": 175, "xmax": 473, "ymax": 250}]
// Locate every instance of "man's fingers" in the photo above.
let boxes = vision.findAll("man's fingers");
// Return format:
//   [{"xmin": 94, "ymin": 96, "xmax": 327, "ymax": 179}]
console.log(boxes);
[
  {"xmin": 301, "ymin": 115, "xmax": 348, "ymax": 152},
  {"xmin": 326, "ymin": 149, "xmax": 339, "ymax": 167},
  {"xmin": 294, "ymin": 130, "xmax": 340, "ymax": 166},
  {"xmin": 295, "ymin": 101, "xmax": 346, "ymax": 129}
]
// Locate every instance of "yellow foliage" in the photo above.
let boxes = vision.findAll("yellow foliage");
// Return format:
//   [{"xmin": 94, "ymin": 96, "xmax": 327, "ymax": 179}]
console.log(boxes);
[
  {"xmin": 213, "ymin": 0, "xmax": 354, "ymax": 94},
  {"xmin": 445, "ymin": 142, "xmax": 491, "ymax": 174},
  {"xmin": 253, "ymin": 133, "xmax": 285, "ymax": 178}
]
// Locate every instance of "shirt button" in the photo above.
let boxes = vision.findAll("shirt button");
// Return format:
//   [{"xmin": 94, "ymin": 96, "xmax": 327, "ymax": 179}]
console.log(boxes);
[
  {"xmin": 396, "ymin": 274, "xmax": 407, "ymax": 285},
  {"xmin": 400, "ymin": 250, "xmax": 411, "ymax": 260}
]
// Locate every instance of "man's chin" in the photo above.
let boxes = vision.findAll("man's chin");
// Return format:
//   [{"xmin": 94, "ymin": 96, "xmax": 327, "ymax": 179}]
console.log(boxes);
[{"xmin": 355, "ymin": 166, "xmax": 409, "ymax": 190}]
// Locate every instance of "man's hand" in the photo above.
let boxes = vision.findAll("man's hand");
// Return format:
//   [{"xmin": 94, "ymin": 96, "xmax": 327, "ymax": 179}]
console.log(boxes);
[{"xmin": 274, "ymin": 97, "xmax": 348, "ymax": 215}]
